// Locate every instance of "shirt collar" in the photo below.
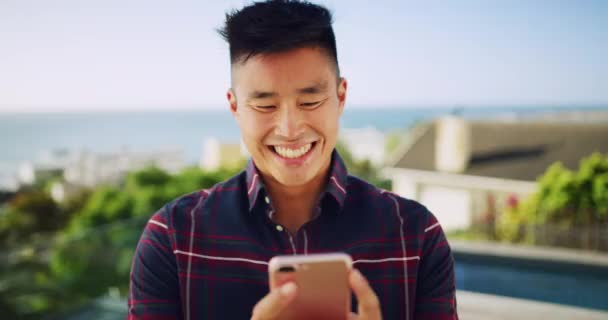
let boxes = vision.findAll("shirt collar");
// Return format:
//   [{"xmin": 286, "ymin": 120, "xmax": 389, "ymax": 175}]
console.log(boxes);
[
  {"xmin": 245, "ymin": 149, "xmax": 349, "ymax": 212},
  {"xmin": 245, "ymin": 158, "xmax": 265, "ymax": 211}
]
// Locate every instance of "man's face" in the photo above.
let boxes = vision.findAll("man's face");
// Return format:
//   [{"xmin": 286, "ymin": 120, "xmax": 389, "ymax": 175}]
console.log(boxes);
[{"xmin": 228, "ymin": 47, "xmax": 347, "ymax": 187}]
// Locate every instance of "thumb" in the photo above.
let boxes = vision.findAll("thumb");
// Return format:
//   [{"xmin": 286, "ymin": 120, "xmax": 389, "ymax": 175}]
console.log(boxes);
[
  {"xmin": 251, "ymin": 282, "xmax": 297, "ymax": 320},
  {"xmin": 350, "ymin": 270, "xmax": 382, "ymax": 319}
]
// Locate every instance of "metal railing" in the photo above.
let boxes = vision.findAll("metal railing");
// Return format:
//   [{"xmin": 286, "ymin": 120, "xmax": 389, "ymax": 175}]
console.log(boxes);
[{"xmin": 471, "ymin": 222, "xmax": 608, "ymax": 252}]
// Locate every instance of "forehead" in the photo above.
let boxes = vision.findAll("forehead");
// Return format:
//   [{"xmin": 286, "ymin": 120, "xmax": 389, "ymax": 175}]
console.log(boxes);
[{"xmin": 231, "ymin": 47, "xmax": 337, "ymax": 94}]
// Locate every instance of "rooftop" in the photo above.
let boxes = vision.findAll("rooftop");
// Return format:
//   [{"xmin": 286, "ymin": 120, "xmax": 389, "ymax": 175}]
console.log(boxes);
[{"xmin": 392, "ymin": 120, "xmax": 608, "ymax": 181}]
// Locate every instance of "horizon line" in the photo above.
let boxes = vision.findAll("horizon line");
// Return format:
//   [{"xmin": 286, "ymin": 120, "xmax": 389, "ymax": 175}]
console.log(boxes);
[{"xmin": 1, "ymin": 103, "xmax": 607, "ymax": 115}]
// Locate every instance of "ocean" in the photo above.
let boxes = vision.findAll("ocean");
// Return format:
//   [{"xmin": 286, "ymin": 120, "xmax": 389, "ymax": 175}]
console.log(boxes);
[{"xmin": 0, "ymin": 106, "xmax": 606, "ymax": 185}]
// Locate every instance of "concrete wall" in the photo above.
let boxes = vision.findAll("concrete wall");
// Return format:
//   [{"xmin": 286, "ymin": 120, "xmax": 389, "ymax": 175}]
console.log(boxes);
[
  {"xmin": 387, "ymin": 168, "xmax": 536, "ymax": 232},
  {"xmin": 419, "ymin": 186, "xmax": 471, "ymax": 231}
]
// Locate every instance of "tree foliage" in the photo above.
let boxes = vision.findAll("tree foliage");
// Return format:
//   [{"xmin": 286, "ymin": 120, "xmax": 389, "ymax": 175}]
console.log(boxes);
[
  {"xmin": 45, "ymin": 165, "xmax": 240, "ymax": 314},
  {"xmin": 0, "ymin": 164, "xmax": 240, "ymax": 319},
  {"xmin": 0, "ymin": 191, "xmax": 63, "ymax": 249},
  {"xmin": 496, "ymin": 152, "xmax": 608, "ymax": 243},
  {"xmin": 1, "ymin": 143, "xmax": 394, "ymax": 318}
]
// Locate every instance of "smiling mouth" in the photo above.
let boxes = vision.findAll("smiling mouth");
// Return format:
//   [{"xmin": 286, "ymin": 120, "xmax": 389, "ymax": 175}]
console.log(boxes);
[{"xmin": 269, "ymin": 141, "xmax": 317, "ymax": 159}]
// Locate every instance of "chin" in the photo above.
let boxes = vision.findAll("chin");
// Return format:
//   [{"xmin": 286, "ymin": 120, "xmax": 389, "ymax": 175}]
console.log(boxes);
[{"xmin": 272, "ymin": 170, "xmax": 316, "ymax": 187}]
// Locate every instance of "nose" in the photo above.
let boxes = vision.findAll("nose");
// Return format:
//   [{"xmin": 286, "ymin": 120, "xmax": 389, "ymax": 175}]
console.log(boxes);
[{"xmin": 275, "ymin": 104, "xmax": 305, "ymax": 139}]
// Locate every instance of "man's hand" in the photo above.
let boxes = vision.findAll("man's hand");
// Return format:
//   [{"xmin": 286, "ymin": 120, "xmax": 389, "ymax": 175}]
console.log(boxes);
[
  {"xmin": 251, "ymin": 282, "xmax": 298, "ymax": 320},
  {"xmin": 349, "ymin": 269, "xmax": 382, "ymax": 320},
  {"xmin": 251, "ymin": 269, "xmax": 381, "ymax": 320}
]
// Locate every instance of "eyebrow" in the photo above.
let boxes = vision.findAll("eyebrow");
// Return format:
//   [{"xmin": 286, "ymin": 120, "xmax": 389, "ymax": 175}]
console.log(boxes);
[
  {"xmin": 297, "ymin": 81, "xmax": 328, "ymax": 94},
  {"xmin": 248, "ymin": 91, "xmax": 276, "ymax": 99},
  {"xmin": 247, "ymin": 81, "xmax": 329, "ymax": 100}
]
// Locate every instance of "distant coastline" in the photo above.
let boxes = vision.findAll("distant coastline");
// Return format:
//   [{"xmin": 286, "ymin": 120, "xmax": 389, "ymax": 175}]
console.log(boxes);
[{"xmin": 1, "ymin": 106, "xmax": 607, "ymax": 188}]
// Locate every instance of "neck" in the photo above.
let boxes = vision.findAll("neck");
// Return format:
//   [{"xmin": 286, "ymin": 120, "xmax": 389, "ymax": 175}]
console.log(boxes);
[{"xmin": 263, "ymin": 163, "xmax": 331, "ymax": 234}]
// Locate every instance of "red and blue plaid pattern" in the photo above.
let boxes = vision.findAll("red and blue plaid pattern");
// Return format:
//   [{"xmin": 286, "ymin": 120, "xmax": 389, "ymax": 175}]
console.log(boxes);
[{"xmin": 128, "ymin": 151, "xmax": 458, "ymax": 319}]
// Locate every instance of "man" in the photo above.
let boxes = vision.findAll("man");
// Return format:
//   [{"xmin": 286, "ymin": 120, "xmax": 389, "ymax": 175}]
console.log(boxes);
[{"xmin": 128, "ymin": 1, "xmax": 457, "ymax": 319}]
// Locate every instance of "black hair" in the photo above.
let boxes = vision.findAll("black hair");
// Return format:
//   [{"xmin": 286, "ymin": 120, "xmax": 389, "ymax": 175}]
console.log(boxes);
[{"xmin": 218, "ymin": 0, "xmax": 339, "ymax": 74}]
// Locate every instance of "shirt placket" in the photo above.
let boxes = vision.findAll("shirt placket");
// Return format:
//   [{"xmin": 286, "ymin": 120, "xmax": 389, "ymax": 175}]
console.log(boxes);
[
  {"xmin": 264, "ymin": 197, "xmax": 323, "ymax": 255},
  {"xmin": 264, "ymin": 195, "xmax": 298, "ymax": 255},
  {"xmin": 299, "ymin": 205, "xmax": 321, "ymax": 255}
]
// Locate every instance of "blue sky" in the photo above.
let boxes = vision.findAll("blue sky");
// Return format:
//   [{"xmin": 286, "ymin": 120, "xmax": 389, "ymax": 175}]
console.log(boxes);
[{"xmin": 0, "ymin": 0, "xmax": 606, "ymax": 112}]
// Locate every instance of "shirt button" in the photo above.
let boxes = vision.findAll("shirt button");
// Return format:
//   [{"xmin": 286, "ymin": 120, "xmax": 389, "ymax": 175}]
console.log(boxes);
[
  {"xmin": 265, "ymin": 196, "xmax": 270, "ymax": 204},
  {"xmin": 276, "ymin": 225, "xmax": 284, "ymax": 232}
]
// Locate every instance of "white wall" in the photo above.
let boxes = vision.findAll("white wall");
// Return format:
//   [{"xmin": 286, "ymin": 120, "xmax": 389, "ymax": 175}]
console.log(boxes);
[
  {"xmin": 386, "ymin": 168, "xmax": 537, "ymax": 232},
  {"xmin": 390, "ymin": 170, "xmax": 471, "ymax": 231},
  {"xmin": 392, "ymin": 176, "xmax": 418, "ymax": 200},
  {"xmin": 419, "ymin": 186, "xmax": 471, "ymax": 231}
]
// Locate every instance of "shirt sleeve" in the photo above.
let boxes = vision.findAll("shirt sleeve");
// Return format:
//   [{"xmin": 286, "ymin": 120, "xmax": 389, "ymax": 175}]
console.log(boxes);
[
  {"xmin": 414, "ymin": 213, "xmax": 458, "ymax": 320},
  {"xmin": 128, "ymin": 207, "xmax": 182, "ymax": 319}
]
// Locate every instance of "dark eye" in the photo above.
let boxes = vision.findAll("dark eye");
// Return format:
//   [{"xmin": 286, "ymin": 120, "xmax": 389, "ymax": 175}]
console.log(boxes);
[
  {"xmin": 255, "ymin": 105, "xmax": 276, "ymax": 111},
  {"xmin": 300, "ymin": 101, "xmax": 321, "ymax": 108}
]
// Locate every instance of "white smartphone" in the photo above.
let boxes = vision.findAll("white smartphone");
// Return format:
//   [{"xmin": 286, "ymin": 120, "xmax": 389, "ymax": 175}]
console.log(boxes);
[{"xmin": 268, "ymin": 253, "xmax": 352, "ymax": 320}]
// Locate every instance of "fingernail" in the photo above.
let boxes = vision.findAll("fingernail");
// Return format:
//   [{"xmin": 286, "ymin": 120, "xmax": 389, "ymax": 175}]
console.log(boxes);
[{"xmin": 280, "ymin": 282, "xmax": 297, "ymax": 297}]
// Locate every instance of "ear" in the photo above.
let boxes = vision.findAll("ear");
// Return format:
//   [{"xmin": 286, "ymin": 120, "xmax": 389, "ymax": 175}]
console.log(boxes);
[
  {"xmin": 227, "ymin": 88, "xmax": 238, "ymax": 115},
  {"xmin": 337, "ymin": 78, "xmax": 347, "ymax": 115}
]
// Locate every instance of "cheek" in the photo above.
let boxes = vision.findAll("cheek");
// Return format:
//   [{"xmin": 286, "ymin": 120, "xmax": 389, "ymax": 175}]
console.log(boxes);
[
  {"xmin": 317, "ymin": 108, "xmax": 340, "ymax": 141},
  {"xmin": 240, "ymin": 114, "xmax": 271, "ymax": 145}
]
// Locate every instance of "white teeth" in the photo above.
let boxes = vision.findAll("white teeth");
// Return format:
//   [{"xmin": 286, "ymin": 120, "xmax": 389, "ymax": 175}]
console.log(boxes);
[{"xmin": 273, "ymin": 143, "xmax": 312, "ymax": 159}]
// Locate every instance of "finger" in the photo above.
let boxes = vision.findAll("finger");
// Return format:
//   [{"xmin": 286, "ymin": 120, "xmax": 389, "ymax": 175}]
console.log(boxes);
[
  {"xmin": 251, "ymin": 282, "xmax": 297, "ymax": 320},
  {"xmin": 349, "ymin": 270, "xmax": 382, "ymax": 319},
  {"xmin": 348, "ymin": 312, "xmax": 359, "ymax": 320},
  {"xmin": 270, "ymin": 272, "xmax": 296, "ymax": 290}
]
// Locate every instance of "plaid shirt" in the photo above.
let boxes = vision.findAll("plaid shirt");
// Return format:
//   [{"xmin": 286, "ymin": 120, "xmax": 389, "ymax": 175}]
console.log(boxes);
[{"xmin": 128, "ymin": 151, "xmax": 457, "ymax": 319}]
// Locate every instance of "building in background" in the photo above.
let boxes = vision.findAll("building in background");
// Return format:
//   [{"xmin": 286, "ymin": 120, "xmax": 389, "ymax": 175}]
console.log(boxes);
[
  {"xmin": 199, "ymin": 137, "xmax": 248, "ymax": 171},
  {"xmin": 16, "ymin": 148, "xmax": 74, "ymax": 186},
  {"xmin": 63, "ymin": 147, "xmax": 184, "ymax": 187},
  {"xmin": 385, "ymin": 117, "xmax": 608, "ymax": 231},
  {"xmin": 14, "ymin": 147, "xmax": 185, "ymax": 203},
  {"xmin": 339, "ymin": 127, "xmax": 386, "ymax": 166}
]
